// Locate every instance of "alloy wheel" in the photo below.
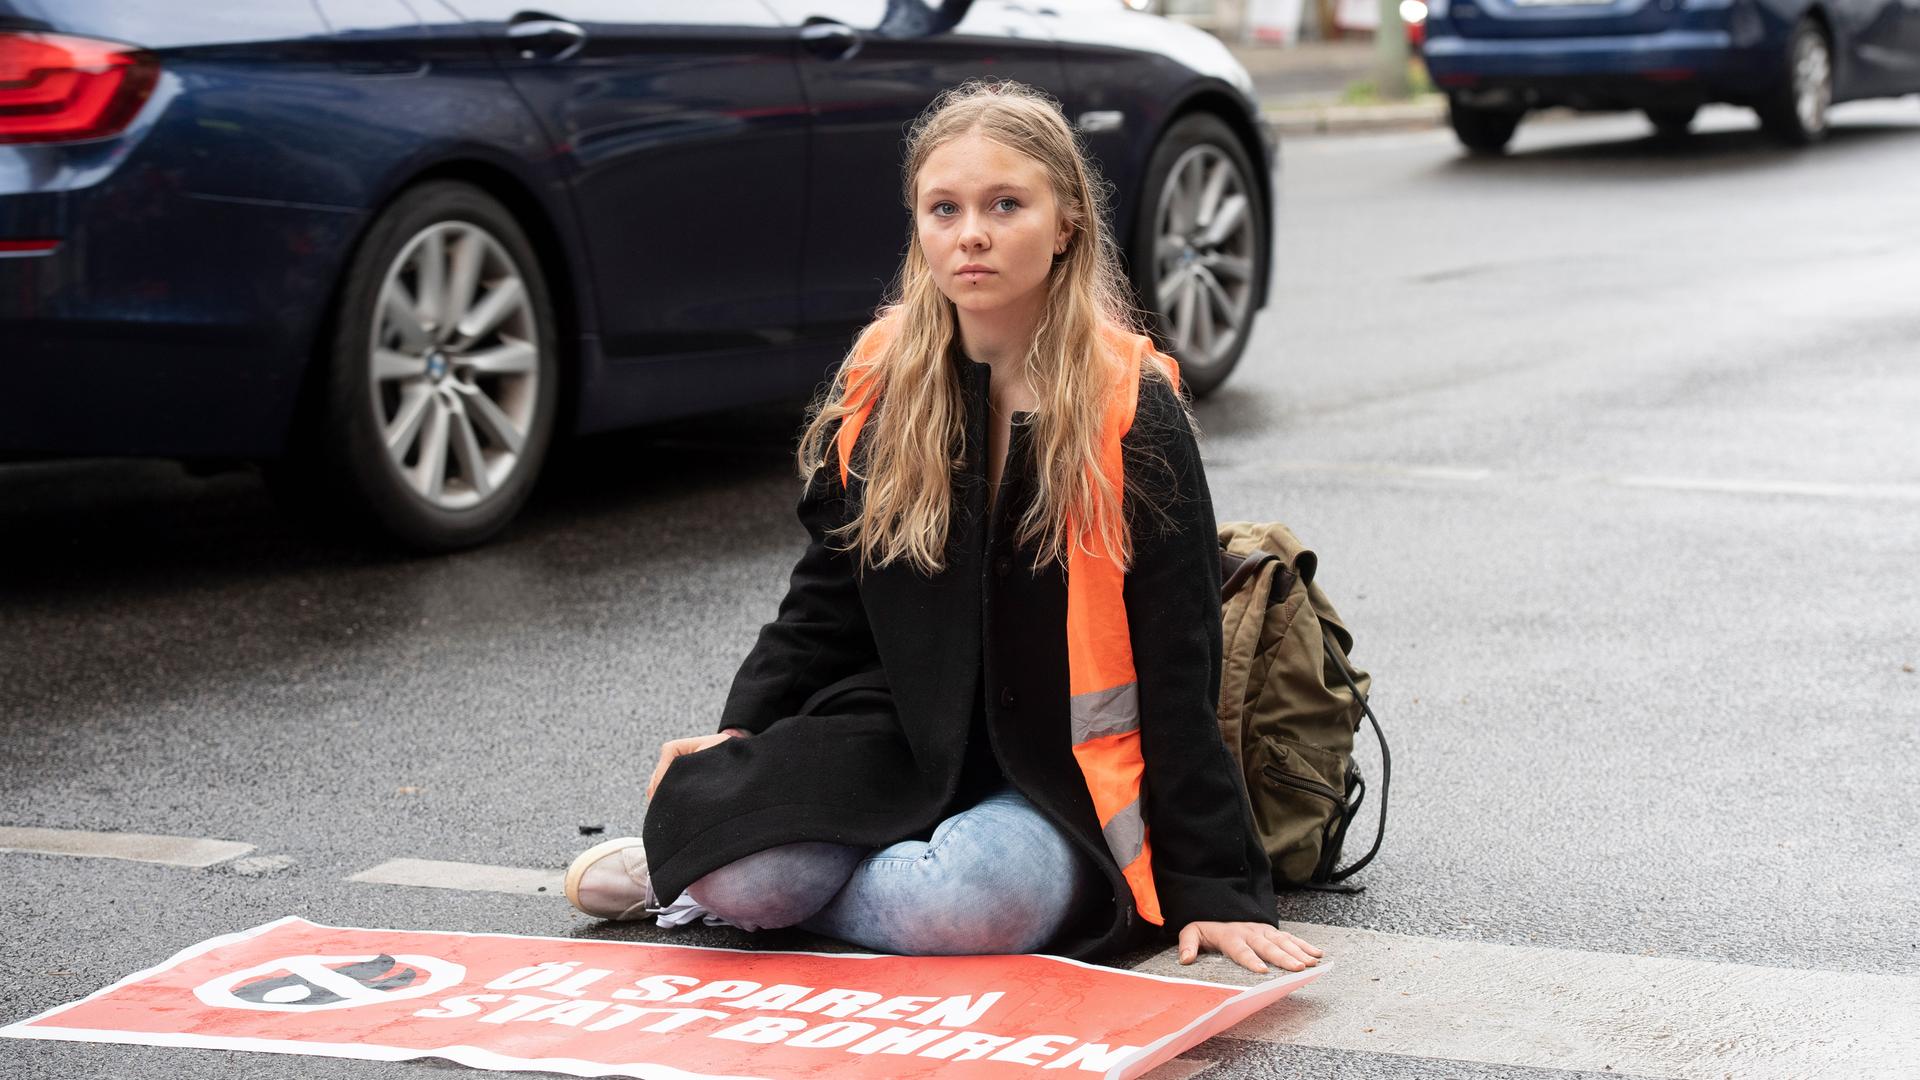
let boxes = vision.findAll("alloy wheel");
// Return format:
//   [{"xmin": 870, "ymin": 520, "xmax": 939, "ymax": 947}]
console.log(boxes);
[
  {"xmin": 1151, "ymin": 145, "xmax": 1257, "ymax": 373},
  {"xmin": 1794, "ymin": 29, "xmax": 1832, "ymax": 136},
  {"xmin": 367, "ymin": 221, "xmax": 541, "ymax": 511}
]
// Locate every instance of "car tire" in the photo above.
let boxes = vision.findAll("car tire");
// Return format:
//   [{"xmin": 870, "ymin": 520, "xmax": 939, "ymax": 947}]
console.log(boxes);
[
  {"xmin": 1128, "ymin": 112, "xmax": 1266, "ymax": 399},
  {"xmin": 1449, "ymin": 98, "xmax": 1523, "ymax": 155},
  {"xmin": 1645, "ymin": 106, "xmax": 1698, "ymax": 139},
  {"xmin": 1757, "ymin": 19, "xmax": 1832, "ymax": 145},
  {"xmin": 310, "ymin": 180, "xmax": 559, "ymax": 551}
]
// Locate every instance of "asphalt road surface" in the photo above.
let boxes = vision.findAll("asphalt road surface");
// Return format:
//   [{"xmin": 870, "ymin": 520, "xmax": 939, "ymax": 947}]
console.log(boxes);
[{"xmin": 5, "ymin": 101, "xmax": 1920, "ymax": 1080}]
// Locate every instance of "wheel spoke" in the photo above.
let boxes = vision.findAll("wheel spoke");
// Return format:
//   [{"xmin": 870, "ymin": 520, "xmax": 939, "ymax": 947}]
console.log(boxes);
[
  {"xmin": 374, "ymin": 347, "xmax": 426, "ymax": 383},
  {"xmin": 1173, "ymin": 275, "xmax": 1199, "ymax": 352},
  {"xmin": 1176, "ymin": 155, "xmax": 1206, "ymax": 234},
  {"xmin": 413, "ymin": 397, "xmax": 451, "ymax": 500},
  {"xmin": 455, "ymin": 277, "xmax": 525, "ymax": 345},
  {"xmin": 462, "ymin": 338, "xmax": 537, "ymax": 376},
  {"xmin": 453, "ymin": 381, "xmax": 525, "ymax": 455},
  {"xmin": 414, "ymin": 229, "xmax": 446, "ymax": 333},
  {"xmin": 444, "ymin": 231, "xmax": 484, "ymax": 341},
  {"xmin": 1198, "ymin": 194, "xmax": 1248, "ymax": 249},
  {"xmin": 447, "ymin": 401, "xmax": 492, "ymax": 499},
  {"xmin": 1202, "ymin": 253, "xmax": 1252, "ymax": 282},
  {"xmin": 381, "ymin": 281, "xmax": 430, "ymax": 352},
  {"xmin": 385, "ymin": 384, "xmax": 432, "ymax": 454},
  {"xmin": 1196, "ymin": 267, "xmax": 1237, "ymax": 323},
  {"xmin": 1192, "ymin": 278, "xmax": 1216, "ymax": 358},
  {"xmin": 1157, "ymin": 266, "xmax": 1189, "ymax": 309},
  {"xmin": 1196, "ymin": 159, "xmax": 1232, "ymax": 232}
]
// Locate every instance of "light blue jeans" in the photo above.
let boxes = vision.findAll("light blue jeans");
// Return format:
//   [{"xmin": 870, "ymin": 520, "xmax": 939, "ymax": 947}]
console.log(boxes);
[{"xmin": 686, "ymin": 786, "xmax": 1099, "ymax": 955}]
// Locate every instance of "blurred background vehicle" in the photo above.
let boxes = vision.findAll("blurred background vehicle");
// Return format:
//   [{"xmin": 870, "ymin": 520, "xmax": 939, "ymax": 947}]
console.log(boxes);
[
  {"xmin": 0, "ymin": 0, "xmax": 1274, "ymax": 550},
  {"xmin": 1420, "ymin": 0, "xmax": 1920, "ymax": 153}
]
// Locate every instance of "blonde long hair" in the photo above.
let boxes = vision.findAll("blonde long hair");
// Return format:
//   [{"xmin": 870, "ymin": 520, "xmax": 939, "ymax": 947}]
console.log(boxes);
[{"xmin": 796, "ymin": 80, "xmax": 1181, "ymax": 575}]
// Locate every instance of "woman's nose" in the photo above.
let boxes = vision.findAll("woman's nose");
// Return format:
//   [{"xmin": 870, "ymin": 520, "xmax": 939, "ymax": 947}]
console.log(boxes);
[{"xmin": 958, "ymin": 211, "xmax": 989, "ymax": 250}]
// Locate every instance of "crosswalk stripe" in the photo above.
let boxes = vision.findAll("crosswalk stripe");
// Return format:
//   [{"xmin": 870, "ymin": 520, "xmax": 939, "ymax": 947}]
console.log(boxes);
[
  {"xmin": 0, "ymin": 826, "xmax": 252, "ymax": 868},
  {"xmin": 347, "ymin": 857, "xmax": 562, "ymax": 896},
  {"xmin": 1131, "ymin": 921, "xmax": 1920, "ymax": 1080}
]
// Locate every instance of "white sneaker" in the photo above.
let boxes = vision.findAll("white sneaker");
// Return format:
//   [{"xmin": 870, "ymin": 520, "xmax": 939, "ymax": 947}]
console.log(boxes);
[{"xmin": 564, "ymin": 837, "xmax": 657, "ymax": 921}]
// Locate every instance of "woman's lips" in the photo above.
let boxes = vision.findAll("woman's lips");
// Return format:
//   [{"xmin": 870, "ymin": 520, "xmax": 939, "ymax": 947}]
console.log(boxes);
[{"xmin": 958, "ymin": 269, "xmax": 995, "ymax": 283}]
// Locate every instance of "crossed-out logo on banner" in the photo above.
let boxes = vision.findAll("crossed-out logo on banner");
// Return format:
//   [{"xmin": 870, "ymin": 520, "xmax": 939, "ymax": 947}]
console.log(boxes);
[{"xmin": 195, "ymin": 953, "xmax": 466, "ymax": 1011}]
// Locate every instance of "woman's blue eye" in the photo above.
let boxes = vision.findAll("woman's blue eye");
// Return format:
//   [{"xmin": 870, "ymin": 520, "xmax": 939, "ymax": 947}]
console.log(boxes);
[
  {"xmin": 929, "ymin": 198, "xmax": 1020, "ymax": 216},
  {"xmin": 995, "ymin": 197, "xmax": 1019, "ymax": 212}
]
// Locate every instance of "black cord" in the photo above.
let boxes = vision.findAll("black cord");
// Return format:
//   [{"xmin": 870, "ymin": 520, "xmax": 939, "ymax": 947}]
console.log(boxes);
[{"xmin": 1323, "ymin": 634, "xmax": 1389, "ymax": 883}]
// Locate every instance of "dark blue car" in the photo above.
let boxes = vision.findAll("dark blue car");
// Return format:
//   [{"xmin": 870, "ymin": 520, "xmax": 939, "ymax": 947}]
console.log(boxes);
[
  {"xmin": 1421, "ymin": 0, "xmax": 1920, "ymax": 152},
  {"xmin": 0, "ymin": 0, "xmax": 1273, "ymax": 548}
]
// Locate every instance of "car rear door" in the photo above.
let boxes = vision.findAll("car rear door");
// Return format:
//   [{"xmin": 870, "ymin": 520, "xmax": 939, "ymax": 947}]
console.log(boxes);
[
  {"xmin": 759, "ymin": 0, "xmax": 1065, "ymax": 339},
  {"xmin": 439, "ymin": 0, "xmax": 809, "ymax": 364}
]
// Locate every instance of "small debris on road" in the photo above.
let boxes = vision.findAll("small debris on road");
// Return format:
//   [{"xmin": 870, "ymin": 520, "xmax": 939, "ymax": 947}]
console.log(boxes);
[{"xmin": 223, "ymin": 854, "xmax": 298, "ymax": 879}]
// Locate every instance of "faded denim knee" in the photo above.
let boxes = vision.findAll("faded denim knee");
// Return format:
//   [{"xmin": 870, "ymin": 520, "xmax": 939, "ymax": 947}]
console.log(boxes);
[
  {"xmin": 686, "ymin": 841, "xmax": 863, "ymax": 932},
  {"xmin": 891, "ymin": 874, "xmax": 1077, "ymax": 955}
]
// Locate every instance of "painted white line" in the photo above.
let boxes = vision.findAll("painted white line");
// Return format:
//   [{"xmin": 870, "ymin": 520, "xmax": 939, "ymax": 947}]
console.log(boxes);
[
  {"xmin": 1615, "ymin": 474, "xmax": 1920, "ymax": 502},
  {"xmin": 1400, "ymin": 465, "xmax": 1495, "ymax": 482},
  {"xmin": 0, "ymin": 826, "xmax": 252, "ymax": 868},
  {"xmin": 1254, "ymin": 461, "xmax": 1920, "ymax": 503},
  {"xmin": 1134, "ymin": 922, "xmax": 1920, "ymax": 1080},
  {"xmin": 348, "ymin": 858, "xmax": 561, "ymax": 896}
]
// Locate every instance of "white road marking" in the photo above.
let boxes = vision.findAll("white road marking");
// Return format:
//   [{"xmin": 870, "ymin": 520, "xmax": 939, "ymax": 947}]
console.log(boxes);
[
  {"xmin": 348, "ymin": 857, "xmax": 561, "ymax": 896},
  {"xmin": 1615, "ymin": 474, "xmax": 1920, "ymax": 502},
  {"xmin": 1253, "ymin": 460, "xmax": 1920, "ymax": 502},
  {"xmin": 1401, "ymin": 464, "xmax": 1495, "ymax": 482},
  {"xmin": 0, "ymin": 826, "xmax": 252, "ymax": 868},
  {"xmin": 1134, "ymin": 922, "xmax": 1920, "ymax": 1080}
]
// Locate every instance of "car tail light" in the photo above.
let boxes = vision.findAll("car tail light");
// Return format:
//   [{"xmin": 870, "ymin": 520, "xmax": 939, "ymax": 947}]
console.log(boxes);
[{"xmin": 0, "ymin": 32, "xmax": 158, "ymax": 145}]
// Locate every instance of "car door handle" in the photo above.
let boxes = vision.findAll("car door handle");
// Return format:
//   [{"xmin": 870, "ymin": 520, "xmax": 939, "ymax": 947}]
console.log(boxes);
[
  {"xmin": 799, "ymin": 18, "xmax": 861, "ymax": 61},
  {"xmin": 508, "ymin": 14, "xmax": 587, "ymax": 62}
]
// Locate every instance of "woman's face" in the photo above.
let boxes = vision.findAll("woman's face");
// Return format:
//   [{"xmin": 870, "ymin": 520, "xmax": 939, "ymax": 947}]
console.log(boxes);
[{"xmin": 915, "ymin": 132, "xmax": 1071, "ymax": 318}]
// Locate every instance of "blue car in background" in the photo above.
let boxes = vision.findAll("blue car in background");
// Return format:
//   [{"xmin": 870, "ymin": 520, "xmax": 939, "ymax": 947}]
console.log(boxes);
[
  {"xmin": 1421, "ymin": 0, "xmax": 1920, "ymax": 152},
  {"xmin": 0, "ymin": 0, "xmax": 1274, "ymax": 549}
]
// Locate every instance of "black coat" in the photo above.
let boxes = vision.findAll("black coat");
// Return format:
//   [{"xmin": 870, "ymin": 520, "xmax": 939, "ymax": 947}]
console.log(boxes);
[{"xmin": 642, "ymin": 358, "xmax": 1276, "ymax": 960}]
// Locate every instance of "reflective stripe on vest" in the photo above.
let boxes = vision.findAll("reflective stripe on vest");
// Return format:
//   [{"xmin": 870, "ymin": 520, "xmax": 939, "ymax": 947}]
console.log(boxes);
[{"xmin": 833, "ymin": 314, "xmax": 1178, "ymax": 926}]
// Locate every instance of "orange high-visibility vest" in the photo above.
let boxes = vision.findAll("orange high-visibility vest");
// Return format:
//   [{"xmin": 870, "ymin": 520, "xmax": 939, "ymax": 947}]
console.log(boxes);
[{"xmin": 834, "ymin": 314, "xmax": 1178, "ymax": 926}]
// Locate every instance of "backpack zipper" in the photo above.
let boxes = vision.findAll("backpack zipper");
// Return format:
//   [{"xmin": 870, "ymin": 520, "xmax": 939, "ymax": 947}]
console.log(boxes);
[{"xmin": 1262, "ymin": 764, "xmax": 1342, "ymax": 805}]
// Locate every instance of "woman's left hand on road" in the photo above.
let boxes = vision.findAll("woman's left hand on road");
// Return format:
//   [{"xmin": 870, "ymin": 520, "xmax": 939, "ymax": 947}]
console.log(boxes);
[{"xmin": 1177, "ymin": 922, "xmax": 1323, "ymax": 974}]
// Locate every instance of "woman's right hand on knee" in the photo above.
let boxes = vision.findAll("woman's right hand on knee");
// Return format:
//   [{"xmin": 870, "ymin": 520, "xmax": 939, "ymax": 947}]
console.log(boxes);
[{"xmin": 647, "ymin": 732, "xmax": 737, "ymax": 798}]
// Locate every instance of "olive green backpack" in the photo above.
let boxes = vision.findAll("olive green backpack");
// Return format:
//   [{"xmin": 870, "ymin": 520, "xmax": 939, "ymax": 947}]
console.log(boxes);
[{"xmin": 1217, "ymin": 521, "xmax": 1389, "ymax": 891}]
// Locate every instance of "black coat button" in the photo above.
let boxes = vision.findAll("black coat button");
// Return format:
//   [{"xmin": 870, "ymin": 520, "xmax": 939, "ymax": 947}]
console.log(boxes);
[
  {"xmin": 998, "ymin": 686, "xmax": 1015, "ymax": 709},
  {"xmin": 994, "ymin": 555, "xmax": 1012, "ymax": 577}
]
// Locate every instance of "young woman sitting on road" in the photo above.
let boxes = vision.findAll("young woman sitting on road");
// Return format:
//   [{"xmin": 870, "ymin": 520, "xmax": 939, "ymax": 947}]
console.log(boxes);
[{"xmin": 565, "ymin": 80, "xmax": 1320, "ymax": 975}]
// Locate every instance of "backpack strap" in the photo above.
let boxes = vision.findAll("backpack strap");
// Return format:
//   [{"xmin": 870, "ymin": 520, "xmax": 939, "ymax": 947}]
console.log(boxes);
[
  {"xmin": 1220, "ymin": 548, "xmax": 1277, "ymax": 602},
  {"xmin": 1321, "ymin": 634, "xmax": 1389, "ymax": 883}
]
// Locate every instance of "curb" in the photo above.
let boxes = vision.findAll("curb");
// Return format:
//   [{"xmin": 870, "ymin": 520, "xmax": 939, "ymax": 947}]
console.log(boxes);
[{"xmin": 1261, "ymin": 98, "xmax": 1448, "ymax": 137}]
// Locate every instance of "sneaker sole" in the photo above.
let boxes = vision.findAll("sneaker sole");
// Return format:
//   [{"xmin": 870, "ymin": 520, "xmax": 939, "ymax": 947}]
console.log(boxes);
[{"xmin": 564, "ymin": 836, "xmax": 647, "ymax": 917}]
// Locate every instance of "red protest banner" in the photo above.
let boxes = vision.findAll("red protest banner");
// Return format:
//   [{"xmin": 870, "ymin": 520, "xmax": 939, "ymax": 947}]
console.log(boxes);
[{"xmin": 1, "ymin": 916, "xmax": 1322, "ymax": 1079}]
